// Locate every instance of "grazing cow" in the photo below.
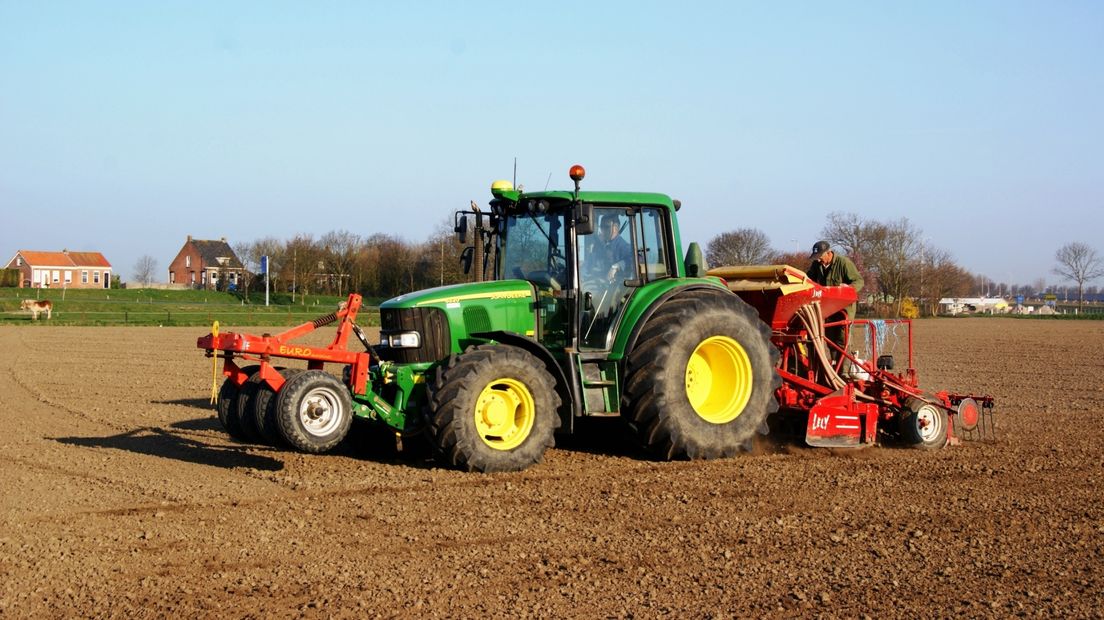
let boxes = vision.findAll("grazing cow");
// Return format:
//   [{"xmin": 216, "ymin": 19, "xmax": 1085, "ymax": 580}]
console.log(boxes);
[{"xmin": 20, "ymin": 299, "xmax": 53, "ymax": 320}]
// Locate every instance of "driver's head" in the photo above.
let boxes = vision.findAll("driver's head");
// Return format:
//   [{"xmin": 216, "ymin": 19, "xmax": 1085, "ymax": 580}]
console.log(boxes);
[{"xmin": 599, "ymin": 214, "xmax": 620, "ymax": 242}]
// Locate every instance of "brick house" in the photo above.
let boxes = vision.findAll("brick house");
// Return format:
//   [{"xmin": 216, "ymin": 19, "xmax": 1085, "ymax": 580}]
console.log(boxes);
[
  {"xmin": 167, "ymin": 236, "xmax": 246, "ymax": 290},
  {"xmin": 5, "ymin": 250, "xmax": 113, "ymax": 289}
]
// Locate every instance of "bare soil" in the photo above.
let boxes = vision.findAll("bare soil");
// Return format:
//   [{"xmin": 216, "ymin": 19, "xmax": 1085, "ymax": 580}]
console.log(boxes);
[{"xmin": 0, "ymin": 320, "xmax": 1101, "ymax": 618}]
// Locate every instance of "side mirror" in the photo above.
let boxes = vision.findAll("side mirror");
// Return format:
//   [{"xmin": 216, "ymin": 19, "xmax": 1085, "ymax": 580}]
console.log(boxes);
[
  {"xmin": 575, "ymin": 203, "xmax": 594, "ymax": 235},
  {"xmin": 455, "ymin": 214, "xmax": 469, "ymax": 244},
  {"xmin": 460, "ymin": 246, "xmax": 474, "ymax": 274}
]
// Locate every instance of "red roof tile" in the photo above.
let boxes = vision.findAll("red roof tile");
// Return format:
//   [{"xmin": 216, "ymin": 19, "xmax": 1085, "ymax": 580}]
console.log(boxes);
[{"xmin": 13, "ymin": 250, "xmax": 112, "ymax": 268}]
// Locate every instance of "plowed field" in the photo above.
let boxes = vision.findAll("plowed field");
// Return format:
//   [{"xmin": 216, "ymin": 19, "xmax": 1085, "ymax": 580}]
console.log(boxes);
[{"xmin": 1, "ymin": 320, "xmax": 1101, "ymax": 617}]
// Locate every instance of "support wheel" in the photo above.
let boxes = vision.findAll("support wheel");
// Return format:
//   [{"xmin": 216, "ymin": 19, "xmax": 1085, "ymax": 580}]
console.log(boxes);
[
  {"xmin": 215, "ymin": 365, "xmax": 258, "ymax": 440},
  {"xmin": 426, "ymin": 345, "xmax": 561, "ymax": 472},
  {"xmin": 622, "ymin": 291, "xmax": 780, "ymax": 460},
  {"xmin": 899, "ymin": 397, "xmax": 949, "ymax": 449},
  {"xmin": 252, "ymin": 368, "xmax": 301, "ymax": 446},
  {"xmin": 276, "ymin": 370, "xmax": 353, "ymax": 453}
]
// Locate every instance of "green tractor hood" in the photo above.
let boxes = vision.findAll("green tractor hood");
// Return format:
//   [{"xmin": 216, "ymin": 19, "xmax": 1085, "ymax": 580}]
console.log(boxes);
[{"xmin": 381, "ymin": 280, "xmax": 538, "ymax": 344}]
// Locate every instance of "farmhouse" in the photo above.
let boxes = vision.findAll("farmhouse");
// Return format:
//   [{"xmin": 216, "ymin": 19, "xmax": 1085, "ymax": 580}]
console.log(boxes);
[
  {"xmin": 167, "ymin": 236, "xmax": 245, "ymax": 290},
  {"xmin": 5, "ymin": 250, "xmax": 113, "ymax": 289}
]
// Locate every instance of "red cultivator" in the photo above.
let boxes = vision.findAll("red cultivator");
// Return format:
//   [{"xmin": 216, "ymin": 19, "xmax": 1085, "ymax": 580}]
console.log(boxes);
[{"xmin": 713, "ymin": 265, "xmax": 995, "ymax": 449}]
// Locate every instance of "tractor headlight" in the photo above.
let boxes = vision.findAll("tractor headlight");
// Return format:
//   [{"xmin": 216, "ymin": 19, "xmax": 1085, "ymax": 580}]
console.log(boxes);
[{"xmin": 381, "ymin": 331, "xmax": 421, "ymax": 348}]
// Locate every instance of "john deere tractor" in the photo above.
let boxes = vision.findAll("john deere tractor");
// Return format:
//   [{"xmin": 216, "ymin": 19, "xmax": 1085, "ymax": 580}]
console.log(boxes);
[
  {"xmin": 369, "ymin": 165, "xmax": 778, "ymax": 471},
  {"xmin": 202, "ymin": 165, "xmax": 779, "ymax": 472}
]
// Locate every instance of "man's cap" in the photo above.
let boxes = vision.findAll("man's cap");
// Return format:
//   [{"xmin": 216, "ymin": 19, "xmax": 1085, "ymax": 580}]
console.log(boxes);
[{"xmin": 810, "ymin": 240, "xmax": 831, "ymax": 259}]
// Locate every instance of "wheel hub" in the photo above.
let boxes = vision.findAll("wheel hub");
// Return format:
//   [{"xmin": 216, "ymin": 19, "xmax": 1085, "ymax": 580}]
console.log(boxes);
[
  {"xmin": 474, "ymin": 379, "xmax": 535, "ymax": 451},
  {"xmin": 685, "ymin": 336, "xmax": 754, "ymax": 424},
  {"xmin": 298, "ymin": 388, "xmax": 342, "ymax": 437}
]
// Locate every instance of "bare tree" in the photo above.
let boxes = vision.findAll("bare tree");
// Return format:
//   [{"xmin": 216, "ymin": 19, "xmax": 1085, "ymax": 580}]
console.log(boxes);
[
  {"xmin": 705, "ymin": 228, "xmax": 774, "ymax": 267},
  {"xmin": 132, "ymin": 255, "xmax": 158, "ymax": 288},
  {"xmin": 320, "ymin": 230, "xmax": 362, "ymax": 296},
  {"xmin": 1054, "ymin": 242, "xmax": 1104, "ymax": 313}
]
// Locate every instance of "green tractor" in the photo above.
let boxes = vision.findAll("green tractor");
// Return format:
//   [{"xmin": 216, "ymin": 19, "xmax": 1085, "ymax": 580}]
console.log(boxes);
[
  {"xmin": 201, "ymin": 165, "xmax": 779, "ymax": 472},
  {"xmin": 371, "ymin": 165, "xmax": 779, "ymax": 471}
]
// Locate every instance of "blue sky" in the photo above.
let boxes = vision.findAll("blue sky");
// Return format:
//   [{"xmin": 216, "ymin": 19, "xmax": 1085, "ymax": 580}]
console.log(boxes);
[{"xmin": 2, "ymin": 1, "xmax": 1101, "ymax": 287}]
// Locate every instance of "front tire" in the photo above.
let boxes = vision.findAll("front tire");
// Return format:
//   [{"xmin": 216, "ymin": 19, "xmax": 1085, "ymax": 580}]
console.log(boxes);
[
  {"xmin": 276, "ymin": 370, "xmax": 353, "ymax": 453},
  {"xmin": 426, "ymin": 345, "xmax": 561, "ymax": 472},
  {"xmin": 623, "ymin": 291, "xmax": 779, "ymax": 460}
]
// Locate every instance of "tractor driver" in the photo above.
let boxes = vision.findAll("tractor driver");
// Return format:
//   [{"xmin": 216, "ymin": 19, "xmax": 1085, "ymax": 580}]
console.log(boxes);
[
  {"xmin": 807, "ymin": 240, "xmax": 865, "ymax": 359},
  {"xmin": 580, "ymin": 211, "xmax": 635, "ymax": 348},
  {"xmin": 588, "ymin": 213, "xmax": 634, "ymax": 283}
]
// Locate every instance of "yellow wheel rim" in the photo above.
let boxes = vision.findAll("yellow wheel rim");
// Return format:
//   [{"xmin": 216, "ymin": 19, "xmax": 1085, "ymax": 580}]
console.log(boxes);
[
  {"xmin": 685, "ymin": 336, "xmax": 754, "ymax": 424},
  {"xmin": 474, "ymin": 378, "xmax": 536, "ymax": 451}
]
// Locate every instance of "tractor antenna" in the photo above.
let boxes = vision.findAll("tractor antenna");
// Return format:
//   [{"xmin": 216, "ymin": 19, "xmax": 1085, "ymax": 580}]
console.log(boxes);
[
  {"xmin": 512, "ymin": 157, "xmax": 517, "ymax": 188},
  {"xmin": 544, "ymin": 172, "xmax": 552, "ymax": 190}
]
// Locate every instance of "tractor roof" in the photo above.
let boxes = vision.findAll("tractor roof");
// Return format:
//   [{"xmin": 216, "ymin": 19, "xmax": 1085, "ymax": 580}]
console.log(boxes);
[{"xmin": 498, "ymin": 190, "xmax": 677, "ymax": 212}]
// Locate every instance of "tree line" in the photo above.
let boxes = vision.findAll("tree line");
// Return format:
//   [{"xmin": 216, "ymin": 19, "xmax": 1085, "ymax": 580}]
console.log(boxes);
[
  {"xmin": 228, "ymin": 219, "xmax": 471, "ymax": 301},
  {"xmin": 129, "ymin": 209, "xmax": 1102, "ymax": 313},
  {"xmin": 706, "ymin": 212, "xmax": 1104, "ymax": 316}
]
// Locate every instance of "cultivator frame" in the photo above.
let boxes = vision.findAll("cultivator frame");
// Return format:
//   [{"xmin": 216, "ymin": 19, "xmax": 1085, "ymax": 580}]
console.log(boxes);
[
  {"xmin": 711, "ymin": 264, "xmax": 995, "ymax": 449},
  {"xmin": 198, "ymin": 294, "xmax": 373, "ymax": 399}
]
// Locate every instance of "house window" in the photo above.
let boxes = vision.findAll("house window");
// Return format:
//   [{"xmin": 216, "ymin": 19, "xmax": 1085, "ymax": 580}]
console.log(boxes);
[
  {"xmin": 93, "ymin": 271, "xmax": 100, "ymax": 284},
  {"xmin": 34, "ymin": 269, "xmax": 42, "ymax": 283},
  {"xmin": 64, "ymin": 271, "xmax": 72, "ymax": 283},
  {"xmin": 52, "ymin": 270, "xmax": 60, "ymax": 283},
  {"xmin": 186, "ymin": 256, "xmax": 192, "ymax": 268},
  {"xmin": 201, "ymin": 272, "xmax": 207, "ymax": 285},
  {"xmin": 169, "ymin": 272, "xmax": 175, "ymax": 283},
  {"xmin": 16, "ymin": 257, "xmax": 22, "ymax": 266},
  {"xmin": 190, "ymin": 271, "xmax": 195, "ymax": 283},
  {"xmin": 229, "ymin": 273, "xmax": 236, "ymax": 283},
  {"xmin": 81, "ymin": 271, "xmax": 88, "ymax": 283}
]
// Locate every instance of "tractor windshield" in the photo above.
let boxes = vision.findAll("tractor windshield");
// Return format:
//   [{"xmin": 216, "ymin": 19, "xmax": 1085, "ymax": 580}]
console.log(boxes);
[{"xmin": 499, "ymin": 212, "xmax": 568, "ymax": 290}]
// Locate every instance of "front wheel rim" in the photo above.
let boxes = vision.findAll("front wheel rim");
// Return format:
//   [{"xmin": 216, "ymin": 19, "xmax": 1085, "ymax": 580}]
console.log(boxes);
[
  {"xmin": 474, "ymin": 378, "xmax": 536, "ymax": 451},
  {"xmin": 298, "ymin": 386, "xmax": 344, "ymax": 437},
  {"xmin": 685, "ymin": 335, "xmax": 754, "ymax": 424}
]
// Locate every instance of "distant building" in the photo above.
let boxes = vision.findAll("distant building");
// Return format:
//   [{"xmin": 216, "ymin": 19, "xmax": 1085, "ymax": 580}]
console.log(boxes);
[
  {"xmin": 167, "ymin": 236, "xmax": 245, "ymax": 290},
  {"xmin": 4, "ymin": 250, "xmax": 113, "ymax": 289}
]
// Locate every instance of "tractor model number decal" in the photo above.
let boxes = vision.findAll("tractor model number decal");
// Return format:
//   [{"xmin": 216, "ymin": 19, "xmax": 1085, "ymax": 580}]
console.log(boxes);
[{"xmin": 278, "ymin": 345, "xmax": 314, "ymax": 357}]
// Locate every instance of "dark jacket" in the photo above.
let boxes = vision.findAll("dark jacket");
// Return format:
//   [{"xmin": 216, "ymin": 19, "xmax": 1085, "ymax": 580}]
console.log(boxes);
[{"xmin": 808, "ymin": 253, "xmax": 864, "ymax": 317}]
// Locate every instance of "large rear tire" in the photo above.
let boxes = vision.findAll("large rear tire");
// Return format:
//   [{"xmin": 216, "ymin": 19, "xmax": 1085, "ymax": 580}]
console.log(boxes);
[
  {"xmin": 623, "ymin": 291, "xmax": 779, "ymax": 459},
  {"xmin": 426, "ymin": 345, "xmax": 561, "ymax": 472},
  {"xmin": 276, "ymin": 370, "xmax": 353, "ymax": 453}
]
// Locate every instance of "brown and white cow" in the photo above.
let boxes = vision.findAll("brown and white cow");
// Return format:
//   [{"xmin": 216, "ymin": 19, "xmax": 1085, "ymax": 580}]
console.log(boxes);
[{"xmin": 20, "ymin": 299, "xmax": 52, "ymax": 320}]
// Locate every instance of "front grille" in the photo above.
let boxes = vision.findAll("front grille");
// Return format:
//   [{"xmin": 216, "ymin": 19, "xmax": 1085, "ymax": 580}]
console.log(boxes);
[{"xmin": 378, "ymin": 307, "xmax": 451, "ymax": 364}]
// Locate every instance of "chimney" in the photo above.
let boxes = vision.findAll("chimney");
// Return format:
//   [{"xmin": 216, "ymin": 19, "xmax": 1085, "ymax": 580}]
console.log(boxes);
[
  {"xmin": 187, "ymin": 235, "xmax": 192, "ymax": 243},
  {"xmin": 220, "ymin": 237, "xmax": 226, "ymax": 242}
]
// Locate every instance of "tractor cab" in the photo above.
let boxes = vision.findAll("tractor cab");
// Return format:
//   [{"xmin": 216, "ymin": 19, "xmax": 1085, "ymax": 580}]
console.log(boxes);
[{"xmin": 455, "ymin": 166, "xmax": 683, "ymax": 355}]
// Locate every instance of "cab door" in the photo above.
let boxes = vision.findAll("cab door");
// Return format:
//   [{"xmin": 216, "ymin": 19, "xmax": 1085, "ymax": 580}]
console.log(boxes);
[{"xmin": 578, "ymin": 208, "xmax": 638, "ymax": 351}]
